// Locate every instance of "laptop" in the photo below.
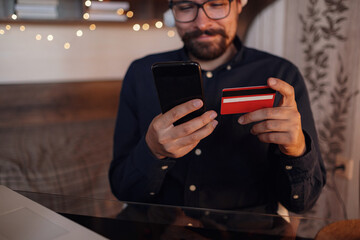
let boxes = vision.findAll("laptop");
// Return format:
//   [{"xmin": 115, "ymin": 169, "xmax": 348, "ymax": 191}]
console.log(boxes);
[{"xmin": 0, "ymin": 185, "xmax": 108, "ymax": 240}]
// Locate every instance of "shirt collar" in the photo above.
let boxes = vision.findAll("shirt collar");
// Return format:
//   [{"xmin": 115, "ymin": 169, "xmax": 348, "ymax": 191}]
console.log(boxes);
[{"xmin": 232, "ymin": 35, "xmax": 244, "ymax": 64}]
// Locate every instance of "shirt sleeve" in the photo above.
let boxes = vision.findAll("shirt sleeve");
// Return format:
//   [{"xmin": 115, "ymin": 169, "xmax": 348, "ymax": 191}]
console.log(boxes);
[
  {"xmin": 269, "ymin": 67, "xmax": 326, "ymax": 213},
  {"xmin": 108, "ymin": 61, "xmax": 176, "ymax": 202},
  {"xmin": 269, "ymin": 131, "xmax": 325, "ymax": 213}
]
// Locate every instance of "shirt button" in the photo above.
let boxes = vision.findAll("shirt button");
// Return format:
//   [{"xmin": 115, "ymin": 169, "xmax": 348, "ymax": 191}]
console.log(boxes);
[
  {"xmin": 226, "ymin": 65, "xmax": 232, "ymax": 70},
  {"xmin": 189, "ymin": 185, "xmax": 196, "ymax": 192},
  {"xmin": 150, "ymin": 192, "xmax": 155, "ymax": 196},
  {"xmin": 285, "ymin": 165, "xmax": 293, "ymax": 170},
  {"xmin": 161, "ymin": 165, "xmax": 168, "ymax": 170},
  {"xmin": 293, "ymin": 194, "xmax": 299, "ymax": 200},
  {"xmin": 206, "ymin": 71, "xmax": 213, "ymax": 78},
  {"xmin": 195, "ymin": 148, "xmax": 202, "ymax": 156}
]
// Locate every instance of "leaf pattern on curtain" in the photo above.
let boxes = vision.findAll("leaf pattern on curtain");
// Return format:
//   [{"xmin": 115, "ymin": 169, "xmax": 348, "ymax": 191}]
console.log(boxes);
[
  {"xmin": 298, "ymin": 0, "xmax": 359, "ymax": 223},
  {"xmin": 300, "ymin": 0, "xmax": 358, "ymax": 169}
]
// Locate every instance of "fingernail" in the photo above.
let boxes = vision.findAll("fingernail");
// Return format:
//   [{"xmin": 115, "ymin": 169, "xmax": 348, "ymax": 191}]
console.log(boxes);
[
  {"xmin": 212, "ymin": 120, "xmax": 218, "ymax": 128},
  {"xmin": 193, "ymin": 99, "xmax": 202, "ymax": 108},
  {"xmin": 210, "ymin": 112, "xmax": 217, "ymax": 119},
  {"xmin": 238, "ymin": 116, "xmax": 244, "ymax": 124},
  {"xmin": 269, "ymin": 78, "xmax": 277, "ymax": 86}
]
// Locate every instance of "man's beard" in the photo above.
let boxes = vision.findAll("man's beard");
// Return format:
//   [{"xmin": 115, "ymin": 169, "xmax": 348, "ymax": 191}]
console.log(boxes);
[{"xmin": 182, "ymin": 28, "xmax": 229, "ymax": 60}]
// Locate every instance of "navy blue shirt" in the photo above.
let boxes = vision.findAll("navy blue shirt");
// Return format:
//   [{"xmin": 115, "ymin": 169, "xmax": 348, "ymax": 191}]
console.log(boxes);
[{"xmin": 109, "ymin": 37, "xmax": 326, "ymax": 214}]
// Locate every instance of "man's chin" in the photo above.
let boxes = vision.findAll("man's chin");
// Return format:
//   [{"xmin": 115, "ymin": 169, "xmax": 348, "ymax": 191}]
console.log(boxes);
[
  {"xmin": 188, "ymin": 40, "xmax": 227, "ymax": 60},
  {"xmin": 190, "ymin": 46, "xmax": 225, "ymax": 60}
]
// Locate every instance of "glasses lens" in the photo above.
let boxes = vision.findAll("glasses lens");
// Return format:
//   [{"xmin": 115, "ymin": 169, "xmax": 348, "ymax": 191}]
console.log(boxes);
[
  {"xmin": 172, "ymin": 0, "xmax": 231, "ymax": 23},
  {"xmin": 172, "ymin": 2, "xmax": 198, "ymax": 23},
  {"xmin": 204, "ymin": 0, "xmax": 230, "ymax": 20}
]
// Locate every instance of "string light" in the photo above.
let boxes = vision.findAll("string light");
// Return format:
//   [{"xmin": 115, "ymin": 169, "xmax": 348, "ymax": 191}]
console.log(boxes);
[
  {"xmin": 76, "ymin": 30, "xmax": 83, "ymax": 37},
  {"xmin": 83, "ymin": 13, "xmax": 90, "ymax": 20},
  {"xmin": 85, "ymin": 0, "xmax": 92, "ymax": 7},
  {"xmin": 133, "ymin": 24, "xmax": 140, "ymax": 31},
  {"xmin": 126, "ymin": 11, "xmax": 134, "ymax": 18},
  {"xmin": 5, "ymin": 9, "xmax": 172, "ymax": 52},
  {"xmin": 47, "ymin": 34, "xmax": 54, "ymax": 41},
  {"xmin": 117, "ymin": 8, "xmax": 124, "ymax": 15},
  {"xmin": 64, "ymin": 42, "xmax": 71, "ymax": 49},
  {"xmin": 89, "ymin": 24, "xmax": 96, "ymax": 31},
  {"xmin": 155, "ymin": 21, "xmax": 163, "ymax": 29},
  {"xmin": 167, "ymin": 30, "xmax": 176, "ymax": 38},
  {"xmin": 142, "ymin": 23, "xmax": 150, "ymax": 31}
]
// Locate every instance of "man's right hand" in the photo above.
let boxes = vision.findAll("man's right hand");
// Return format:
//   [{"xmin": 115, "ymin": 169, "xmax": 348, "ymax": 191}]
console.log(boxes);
[{"xmin": 145, "ymin": 99, "xmax": 218, "ymax": 159}]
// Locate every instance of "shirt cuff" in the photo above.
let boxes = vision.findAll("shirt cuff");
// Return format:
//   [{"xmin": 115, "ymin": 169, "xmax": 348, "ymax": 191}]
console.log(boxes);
[
  {"xmin": 273, "ymin": 130, "xmax": 318, "ymax": 183},
  {"xmin": 132, "ymin": 134, "xmax": 176, "ymax": 193}
]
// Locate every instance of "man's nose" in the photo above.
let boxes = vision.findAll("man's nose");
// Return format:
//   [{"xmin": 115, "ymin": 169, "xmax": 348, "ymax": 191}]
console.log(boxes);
[{"xmin": 194, "ymin": 7, "xmax": 212, "ymax": 30}]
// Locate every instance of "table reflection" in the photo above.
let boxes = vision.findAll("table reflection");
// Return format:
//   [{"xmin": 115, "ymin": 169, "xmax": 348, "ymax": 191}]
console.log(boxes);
[
  {"xmin": 116, "ymin": 204, "xmax": 298, "ymax": 240},
  {"xmin": 18, "ymin": 190, "xmax": 336, "ymax": 240}
]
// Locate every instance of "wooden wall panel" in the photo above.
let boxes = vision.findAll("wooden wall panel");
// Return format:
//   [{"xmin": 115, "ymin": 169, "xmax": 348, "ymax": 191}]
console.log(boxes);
[{"xmin": 0, "ymin": 80, "xmax": 122, "ymax": 127}]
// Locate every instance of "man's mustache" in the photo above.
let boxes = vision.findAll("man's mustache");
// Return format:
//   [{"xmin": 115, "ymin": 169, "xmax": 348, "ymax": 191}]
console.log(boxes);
[{"xmin": 182, "ymin": 28, "xmax": 227, "ymax": 41}]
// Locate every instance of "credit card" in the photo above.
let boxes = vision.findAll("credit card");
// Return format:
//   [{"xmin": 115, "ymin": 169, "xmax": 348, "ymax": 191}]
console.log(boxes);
[{"xmin": 221, "ymin": 86, "xmax": 276, "ymax": 115}]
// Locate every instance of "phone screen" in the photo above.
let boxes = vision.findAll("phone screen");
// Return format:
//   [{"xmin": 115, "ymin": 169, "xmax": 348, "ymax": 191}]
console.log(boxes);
[{"xmin": 152, "ymin": 61, "xmax": 205, "ymax": 125}]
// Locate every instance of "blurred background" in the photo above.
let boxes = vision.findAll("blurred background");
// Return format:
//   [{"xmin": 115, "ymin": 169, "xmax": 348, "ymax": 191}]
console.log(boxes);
[{"xmin": 0, "ymin": 0, "xmax": 359, "ymax": 229}]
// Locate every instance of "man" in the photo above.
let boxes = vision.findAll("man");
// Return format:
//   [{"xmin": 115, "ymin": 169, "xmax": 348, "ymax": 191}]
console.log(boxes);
[{"xmin": 109, "ymin": 0, "xmax": 326, "ymax": 214}]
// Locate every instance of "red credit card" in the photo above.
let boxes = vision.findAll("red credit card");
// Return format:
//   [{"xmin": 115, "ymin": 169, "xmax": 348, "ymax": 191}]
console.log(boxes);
[{"xmin": 221, "ymin": 86, "xmax": 276, "ymax": 115}]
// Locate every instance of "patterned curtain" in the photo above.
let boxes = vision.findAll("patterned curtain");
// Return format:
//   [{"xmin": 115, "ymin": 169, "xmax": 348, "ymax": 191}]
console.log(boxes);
[{"xmin": 285, "ymin": 0, "xmax": 360, "ymax": 222}]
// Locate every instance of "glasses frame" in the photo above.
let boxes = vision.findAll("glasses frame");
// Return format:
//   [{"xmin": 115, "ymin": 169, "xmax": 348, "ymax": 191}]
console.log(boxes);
[{"xmin": 169, "ymin": 0, "xmax": 234, "ymax": 23}]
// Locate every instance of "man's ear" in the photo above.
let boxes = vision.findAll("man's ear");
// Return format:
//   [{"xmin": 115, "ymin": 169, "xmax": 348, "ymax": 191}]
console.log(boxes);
[{"xmin": 236, "ymin": 0, "xmax": 243, "ymax": 14}]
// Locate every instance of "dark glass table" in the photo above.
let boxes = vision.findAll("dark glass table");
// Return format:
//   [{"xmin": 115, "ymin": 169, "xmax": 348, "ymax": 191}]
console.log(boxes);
[{"xmin": 17, "ymin": 191, "xmax": 339, "ymax": 240}]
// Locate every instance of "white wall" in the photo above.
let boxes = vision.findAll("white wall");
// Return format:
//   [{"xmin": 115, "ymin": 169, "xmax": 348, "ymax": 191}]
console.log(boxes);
[
  {"xmin": 244, "ymin": 0, "xmax": 286, "ymax": 57},
  {"xmin": 0, "ymin": 22, "xmax": 182, "ymax": 84},
  {"xmin": 0, "ymin": 0, "xmax": 287, "ymax": 84}
]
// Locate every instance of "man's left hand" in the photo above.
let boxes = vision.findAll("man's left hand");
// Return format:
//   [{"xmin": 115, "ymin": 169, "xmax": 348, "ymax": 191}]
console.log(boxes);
[{"xmin": 238, "ymin": 78, "xmax": 306, "ymax": 157}]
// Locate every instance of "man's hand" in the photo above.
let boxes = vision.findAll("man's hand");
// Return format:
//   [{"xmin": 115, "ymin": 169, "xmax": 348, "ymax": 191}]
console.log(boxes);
[
  {"xmin": 238, "ymin": 78, "xmax": 306, "ymax": 157},
  {"xmin": 146, "ymin": 99, "xmax": 218, "ymax": 159}
]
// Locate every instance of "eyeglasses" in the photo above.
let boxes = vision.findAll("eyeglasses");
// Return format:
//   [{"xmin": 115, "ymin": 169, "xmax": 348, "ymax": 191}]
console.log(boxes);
[{"xmin": 169, "ymin": 0, "xmax": 234, "ymax": 23}]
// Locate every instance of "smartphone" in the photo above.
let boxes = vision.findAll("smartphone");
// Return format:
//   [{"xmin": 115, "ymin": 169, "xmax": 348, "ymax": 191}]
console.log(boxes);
[{"xmin": 152, "ymin": 61, "xmax": 206, "ymax": 126}]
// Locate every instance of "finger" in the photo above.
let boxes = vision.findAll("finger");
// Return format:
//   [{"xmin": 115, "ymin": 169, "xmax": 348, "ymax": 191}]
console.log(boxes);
[
  {"xmin": 175, "ymin": 120, "xmax": 218, "ymax": 148},
  {"xmin": 256, "ymin": 132, "xmax": 293, "ymax": 145},
  {"xmin": 268, "ymin": 78, "xmax": 296, "ymax": 107},
  {"xmin": 238, "ymin": 107, "xmax": 294, "ymax": 125},
  {"xmin": 171, "ymin": 111, "xmax": 217, "ymax": 139},
  {"xmin": 160, "ymin": 99, "xmax": 204, "ymax": 127},
  {"xmin": 165, "ymin": 121, "xmax": 217, "ymax": 159},
  {"xmin": 250, "ymin": 120, "xmax": 291, "ymax": 135}
]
